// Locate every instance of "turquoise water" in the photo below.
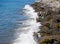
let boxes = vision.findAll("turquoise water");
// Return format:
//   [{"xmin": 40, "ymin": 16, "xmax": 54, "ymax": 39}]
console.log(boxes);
[
  {"xmin": 0, "ymin": 0, "xmax": 35, "ymax": 43},
  {"xmin": 0, "ymin": 0, "xmax": 35, "ymax": 30}
]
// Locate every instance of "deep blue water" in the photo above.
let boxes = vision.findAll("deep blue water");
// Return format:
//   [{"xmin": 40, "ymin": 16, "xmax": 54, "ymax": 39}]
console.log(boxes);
[
  {"xmin": 0, "ymin": 0, "xmax": 35, "ymax": 30},
  {"xmin": 0, "ymin": 0, "xmax": 35, "ymax": 43}
]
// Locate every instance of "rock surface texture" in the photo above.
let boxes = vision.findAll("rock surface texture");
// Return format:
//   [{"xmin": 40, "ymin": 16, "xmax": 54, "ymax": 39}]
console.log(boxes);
[{"xmin": 32, "ymin": 0, "xmax": 60, "ymax": 44}]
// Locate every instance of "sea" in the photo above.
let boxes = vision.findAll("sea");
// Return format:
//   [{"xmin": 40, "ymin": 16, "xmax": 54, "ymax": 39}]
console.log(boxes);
[{"xmin": 0, "ymin": 0, "xmax": 40, "ymax": 44}]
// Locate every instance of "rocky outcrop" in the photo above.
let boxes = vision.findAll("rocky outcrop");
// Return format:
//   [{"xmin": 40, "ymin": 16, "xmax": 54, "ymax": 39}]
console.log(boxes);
[{"xmin": 32, "ymin": 0, "xmax": 60, "ymax": 44}]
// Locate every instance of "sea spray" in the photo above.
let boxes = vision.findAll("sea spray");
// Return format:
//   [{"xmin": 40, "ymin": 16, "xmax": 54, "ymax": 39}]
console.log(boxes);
[{"xmin": 13, "ymin": 4, "xmax": 40, "ymax": 44}]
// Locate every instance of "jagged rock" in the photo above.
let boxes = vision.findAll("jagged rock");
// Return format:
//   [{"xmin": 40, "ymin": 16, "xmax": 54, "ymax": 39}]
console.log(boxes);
[{"xmin": 32, "ymin": 0, "xmax": 60, "ymax": 44}]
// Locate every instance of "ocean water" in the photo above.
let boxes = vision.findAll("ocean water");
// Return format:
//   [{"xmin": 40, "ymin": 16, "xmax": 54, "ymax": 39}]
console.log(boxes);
[
  {"xmin": 0, "ymin": 0, "xmax": 35, "ymax": 44},
  {"xmin": 12, "ymin": 5, "xmax": 40, "ymax": 44},
  {"xmin": 0, "ymin": 0, "xmax": 35, "ymax": 29}
]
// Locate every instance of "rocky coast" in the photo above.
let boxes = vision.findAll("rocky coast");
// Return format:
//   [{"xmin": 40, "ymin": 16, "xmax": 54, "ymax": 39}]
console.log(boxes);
[{"xmin": 32, "ymin": 0, "xmax": 60, "ymax": 44}]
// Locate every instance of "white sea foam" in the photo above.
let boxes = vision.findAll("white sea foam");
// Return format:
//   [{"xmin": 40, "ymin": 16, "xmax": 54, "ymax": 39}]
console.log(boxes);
[
  {"xmin": 35, "ymin": 0, "xmax": 41, "ymax": 2},
  {"xmin": 13, "ymin": 4, "xmax": 41, "ymax": 44}
]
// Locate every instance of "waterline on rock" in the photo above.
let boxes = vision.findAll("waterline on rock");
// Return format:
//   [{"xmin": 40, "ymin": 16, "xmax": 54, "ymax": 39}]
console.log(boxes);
[{"xmin": 13, "ymin": 4, "xmax": 40, "ymax": 44}]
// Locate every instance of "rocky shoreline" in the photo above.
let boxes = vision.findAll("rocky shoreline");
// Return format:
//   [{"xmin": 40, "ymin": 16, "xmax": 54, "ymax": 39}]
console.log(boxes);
[{"xmin": 32, "ymin": 0, "xmax": 60, "ymax": 44}]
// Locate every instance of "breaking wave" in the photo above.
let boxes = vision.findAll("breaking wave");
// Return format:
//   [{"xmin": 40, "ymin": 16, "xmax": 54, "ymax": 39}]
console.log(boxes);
[{"xmin": 13, "ymin": 4, "xmax": 40, "ymax": 44}]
